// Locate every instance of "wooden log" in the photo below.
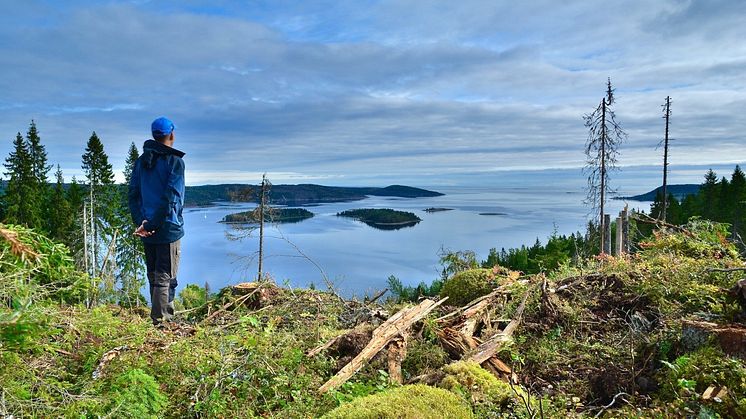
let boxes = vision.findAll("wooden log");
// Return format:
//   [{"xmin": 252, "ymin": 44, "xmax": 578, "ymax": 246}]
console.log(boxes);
[
  {"xmin": 387, "ymin": 335, "xmax": 407, "ymax": 384},
  {"xmin": 318, "ymin": 297, "xmax": 448, "ymax": 393},
  {"xmin": 466, "ymin": 290, "xmax": 529, "ymax": 364},
  {"xmin": 681, "ymin": 319, "xmax": 746, "ymax": 360}
]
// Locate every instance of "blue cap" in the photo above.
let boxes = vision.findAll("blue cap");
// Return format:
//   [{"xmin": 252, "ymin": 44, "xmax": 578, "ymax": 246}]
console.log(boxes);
[{"xmin": 151, "ymin": 117, "xmax": 175, "ymax": 138}]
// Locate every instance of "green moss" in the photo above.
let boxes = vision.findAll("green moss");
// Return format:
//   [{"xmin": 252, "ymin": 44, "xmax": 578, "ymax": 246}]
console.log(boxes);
[
  {"xmin": 440, "ymin": 361, "xmax": 515, "ymax": 407},
  {"xmin": 440, "ymin": 269, "xmax": 497, "ymax": 306},
  {"xmin": 322, "ymin": 385, "xmax": 472, "ymax": 419},
  {"xmin": 657, "ymin": 346, "xmax": 746, "ymax": 418}
]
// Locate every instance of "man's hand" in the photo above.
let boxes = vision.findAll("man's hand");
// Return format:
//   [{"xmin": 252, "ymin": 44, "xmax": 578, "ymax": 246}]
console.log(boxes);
[{"xmin": 134, "ymin": 220, "xmax": 154, "ymax": 237}]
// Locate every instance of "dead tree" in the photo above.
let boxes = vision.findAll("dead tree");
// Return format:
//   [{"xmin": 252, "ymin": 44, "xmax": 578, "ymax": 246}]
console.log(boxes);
[
  {"xmin": 660, "ymin": 96, "xmax": 672, "ymax": 222},
  {"xmin": 584, "ymin": 78, "xmax": 627, "ymax": 254}
]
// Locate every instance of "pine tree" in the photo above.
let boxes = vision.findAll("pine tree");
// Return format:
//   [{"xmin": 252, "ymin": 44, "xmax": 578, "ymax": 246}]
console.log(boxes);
[
  {"xmin": 116, "ymin": 142, "xmax": 146, "ymax": 306},
  {"xmin": 48, "ymin": 165, "xmax": 73, "ymax": 242},
  {"xmin": 3, "ymin": 133, "xmax": 39, "ymax": 227}
]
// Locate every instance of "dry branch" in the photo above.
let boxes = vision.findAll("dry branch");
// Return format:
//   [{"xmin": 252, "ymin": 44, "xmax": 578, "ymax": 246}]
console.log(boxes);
[
  {"xmin": 466, "ymin": 290, "xmax": 529, "ymax": 364},
  {"xmin": 318, "ymin": 297, "xmax": 447, "ymax": 393}
]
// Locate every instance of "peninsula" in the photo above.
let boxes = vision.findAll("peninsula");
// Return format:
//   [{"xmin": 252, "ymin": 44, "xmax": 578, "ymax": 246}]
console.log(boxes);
[{"xmin": 185, "ymin": 184, "xmax": 443, "ymax": 207}]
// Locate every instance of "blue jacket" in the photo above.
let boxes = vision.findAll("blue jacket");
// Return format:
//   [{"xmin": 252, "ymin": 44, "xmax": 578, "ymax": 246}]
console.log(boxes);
[{"xmin": 128, "ymin": 140, "xmax": 186, "ymax": 244}]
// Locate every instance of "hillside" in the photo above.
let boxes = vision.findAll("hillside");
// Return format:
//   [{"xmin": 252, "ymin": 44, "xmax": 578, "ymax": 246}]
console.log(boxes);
[
  {"xmin": 2, "ymin": 221, "xmax": 745, "ymax": 418},
  {"xmin": 618, "ymin": 184, "xmax": 700, "ymax": 201},
  {"xmin": 185, "ymin": 184, "xmax": 443, "ymax": 206}
]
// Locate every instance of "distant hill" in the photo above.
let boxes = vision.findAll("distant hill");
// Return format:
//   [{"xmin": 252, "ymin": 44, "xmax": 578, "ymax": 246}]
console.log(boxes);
[
  {"xmin": 185, "ymin": 184, "xmax": 443, "ymax": 206},
  {"xmin": 617, "ymin": 184, "xmax": 701, "ymax": 202},
  {"xmin": 0, "ymin": 182, "xmax": 442, "ymax": 207}
]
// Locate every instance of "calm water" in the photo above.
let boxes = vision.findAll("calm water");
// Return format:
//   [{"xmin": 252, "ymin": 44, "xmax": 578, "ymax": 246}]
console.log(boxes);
[{"xmin": 176, "ymin": 186, "xmax": 648, "ymax": 297}]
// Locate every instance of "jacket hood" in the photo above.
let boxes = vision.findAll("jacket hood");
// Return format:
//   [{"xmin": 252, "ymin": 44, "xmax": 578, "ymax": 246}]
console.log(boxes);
[{"xmin": 141, "ymin": 139, "xmax": 185, "ymax": 169}]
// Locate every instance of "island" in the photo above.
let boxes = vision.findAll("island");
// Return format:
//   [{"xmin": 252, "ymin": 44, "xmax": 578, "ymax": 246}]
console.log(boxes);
[
  {"xmin": 220, "ymin": 208, "xmax": 314, "ymax": 224},
  {"xmin": 423, "ymin": 207, "xmax": 453, "ymax": 213},
  {"xmin": 184, "ymin": 184, "xmax": 443, "ymax": 207},
  {"xmin": 337, "ymin": 208, "xmax": 422, "ymax": 230}
]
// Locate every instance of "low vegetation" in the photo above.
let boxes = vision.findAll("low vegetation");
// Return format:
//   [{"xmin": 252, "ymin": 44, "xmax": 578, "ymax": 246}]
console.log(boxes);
[{"xmin": 2, "ymin": 218, "xmax": 746, "ymax": 418}]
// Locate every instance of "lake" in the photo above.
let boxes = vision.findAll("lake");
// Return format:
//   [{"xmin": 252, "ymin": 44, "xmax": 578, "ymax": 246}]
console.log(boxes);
[{"xmin": 177, "ymin": 185, "xmax": 649, "ymax": 298}]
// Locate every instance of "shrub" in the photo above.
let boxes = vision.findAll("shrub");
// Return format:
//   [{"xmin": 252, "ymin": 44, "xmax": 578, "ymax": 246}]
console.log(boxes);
[
  {"xmin": 109, "ymin": 368, "xmax": 168, "ymax": 418},
  {"xmin": 322, "ymin": 384, "xmax": 472, "ymax": 419},
  {"xmin": 177, "ymin": 284, "xmax": 208, "ymax": 310},
  {"xmin": 440, "ymin": 269, "xmax": 497, "ymax": 306}
]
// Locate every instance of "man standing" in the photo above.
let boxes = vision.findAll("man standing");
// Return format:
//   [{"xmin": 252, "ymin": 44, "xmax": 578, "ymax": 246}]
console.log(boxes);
[{"xmin": 128, "ymin": 117, "xmax": 186, "ymax": 325}]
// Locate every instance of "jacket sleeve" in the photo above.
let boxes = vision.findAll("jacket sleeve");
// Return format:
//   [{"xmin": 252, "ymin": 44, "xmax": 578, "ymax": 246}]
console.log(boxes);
[
  {"xmin": 128, "ymin": 160, "xmax": 145, "ymax": 227},
  {"xmin": 144, "ymin": 157, "xmax": 185, "ymax": 233}
]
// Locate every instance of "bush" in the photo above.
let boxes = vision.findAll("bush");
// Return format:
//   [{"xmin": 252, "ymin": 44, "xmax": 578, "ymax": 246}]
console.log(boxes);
[
  {"xmin": 440, "ymin": 269, "xmax": 497, "ymax": 306},
  {"xmin": 177, "ymin": 284, "xmax": 208, "ymax": 310},
  {"xmin": 109, "ymin": 368, "xmax": 168, "ymax": 418},
  {"xmin": 322, "ymin": 384, "xmax": 472, "ymax": 419}
]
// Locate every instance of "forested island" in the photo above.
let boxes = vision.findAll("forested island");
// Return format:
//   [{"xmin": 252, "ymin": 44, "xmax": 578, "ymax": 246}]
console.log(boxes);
[
  {"xmin": 185, "ymin": 184, "xmax": 443, "ymax": 206},
  {"xmin": 220, "ymin": 208, "xmax": 314, "ymax": 224},
  {"xmin": 337, "ymin": 208, "xmax": 422, "ymax": 230}
]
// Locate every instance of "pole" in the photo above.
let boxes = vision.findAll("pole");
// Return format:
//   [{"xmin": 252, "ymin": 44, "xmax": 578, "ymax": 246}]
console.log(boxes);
[{"xmin": 603, "ymin": 214, "xmax": 612, "ymax": 255}]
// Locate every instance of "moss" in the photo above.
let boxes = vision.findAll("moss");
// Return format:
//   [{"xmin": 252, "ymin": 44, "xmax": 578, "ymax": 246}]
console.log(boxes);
[
  {"xmin": 440, "ymin": 269, "xmax": 497, "ymax": 306},
  {"xmin": 440, "ymin": 361, "xmax": 516, "ymax": 408},
  {"xmin": 656, "ymin": 346, "xmax": 746, "ymax": 418},
  {"xmin": 322, "ymin": 385, "xmax": 472, "ymax": 419}
]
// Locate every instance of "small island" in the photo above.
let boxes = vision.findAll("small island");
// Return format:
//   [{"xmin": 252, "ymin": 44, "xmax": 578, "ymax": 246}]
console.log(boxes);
[
  {"xmin": 337, "ymin": 208, "xmax": 421, "ymax": 230},
  {"xmin": 423, "ymin": 207, "xmax": 453, "ymax": 213},
  {"xmin": 220, "ymin": 208, "xmax": 314, "ymax": 224}
]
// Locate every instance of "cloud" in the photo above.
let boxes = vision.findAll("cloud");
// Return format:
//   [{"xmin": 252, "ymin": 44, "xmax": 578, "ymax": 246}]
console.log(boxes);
[{"xmin": 0, "ymin": 1, "xmax": 744, "ymax": 187}]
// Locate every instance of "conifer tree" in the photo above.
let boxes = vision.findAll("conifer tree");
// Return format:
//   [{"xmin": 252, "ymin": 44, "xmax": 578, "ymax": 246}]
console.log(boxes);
[
  {"xmin": 26, "ymin": 121, "xmax": 53, "ymax": 232},
  {"xmin": 81, "ymin": 131, "xmax": 117, "ymax": 295},
  {"xmin": 48, "ymin": 165, "xmax": 73, "ymax": 242},
  {"xmin": 700, "ymin": 169, "xmax": 718, "ymax": 220},
  {"xmin": 3, "ymin": 133, "xmax": 39, "ymax": 228},
  {"xmin": 116, "ymin": 142, "xmax": 145, "ymax": 306},
  {"xmin": 583, "ymin": 78, "xmax": 627, "ymax": 253}
]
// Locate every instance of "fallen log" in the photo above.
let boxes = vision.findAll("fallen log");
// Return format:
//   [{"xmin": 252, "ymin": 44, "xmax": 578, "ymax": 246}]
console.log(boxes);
[
  {"xmin": 681, "ymin": 319, "xmax": 746, "ymax": 359},
  {"xmin": 387, "ymin": 334, "xmax": 407, "ymax": 384},
  {"xmin": 318, "ymin": 297, "xmax": 448, "ymax": 393},
  {"xmin": 466, "ymin": 290, "xmax": 529, "ymax": 364}
]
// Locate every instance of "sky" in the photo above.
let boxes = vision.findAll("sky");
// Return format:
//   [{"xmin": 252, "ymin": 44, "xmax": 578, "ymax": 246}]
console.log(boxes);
[{"xmin": 1, "ymin": 0, "xmax": 745, "ymax": 190}]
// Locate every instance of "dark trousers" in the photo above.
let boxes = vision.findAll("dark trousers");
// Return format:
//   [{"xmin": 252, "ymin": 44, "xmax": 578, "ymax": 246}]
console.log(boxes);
[{"xmin": 144, "ymin": 240, "xmax": 180, "ymax": 324}]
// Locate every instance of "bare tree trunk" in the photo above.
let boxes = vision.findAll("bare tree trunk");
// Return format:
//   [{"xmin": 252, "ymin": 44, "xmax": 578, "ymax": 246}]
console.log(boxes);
[
  {"xmin": 661, "ymin": 96, "xmax": 671, "ymax": 221},
  {"xmin": 600, "ymin": 99, "xmax": 607, "ymax": 254},
  {"xmin": 258, "ymin": 174, "xmax": 266, "ymax": 281}
]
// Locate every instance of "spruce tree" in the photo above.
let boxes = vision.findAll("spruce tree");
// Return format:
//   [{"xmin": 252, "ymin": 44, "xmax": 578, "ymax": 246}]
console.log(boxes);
[
  {"xmin": 48, "ymin": 165, "xmax": 73, "ymax": 242},
  {"xmin": 116, "ymin": 142, "xmax": 145, "ymax": 306},
  {"xmin": 583, "ymin": 78, "xmax": 627, "ymax": 254},
  {"xmin": 700, "ymin": 169, "xmax": 718, "ymax": 220},
  {"xmin": 730, "ymin": 166, "xmax": 746, "ymax": 240},
  {"xmin": 3, "ymin": 133, "xmax": 39, "ymax": 228},
  {"xmin": 81, "ymin": 132, "xmax": 117, "ymax": 298},
  {"xmin": 26, "ymin": 121, "xmax": 51, "ymax": 232}
]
